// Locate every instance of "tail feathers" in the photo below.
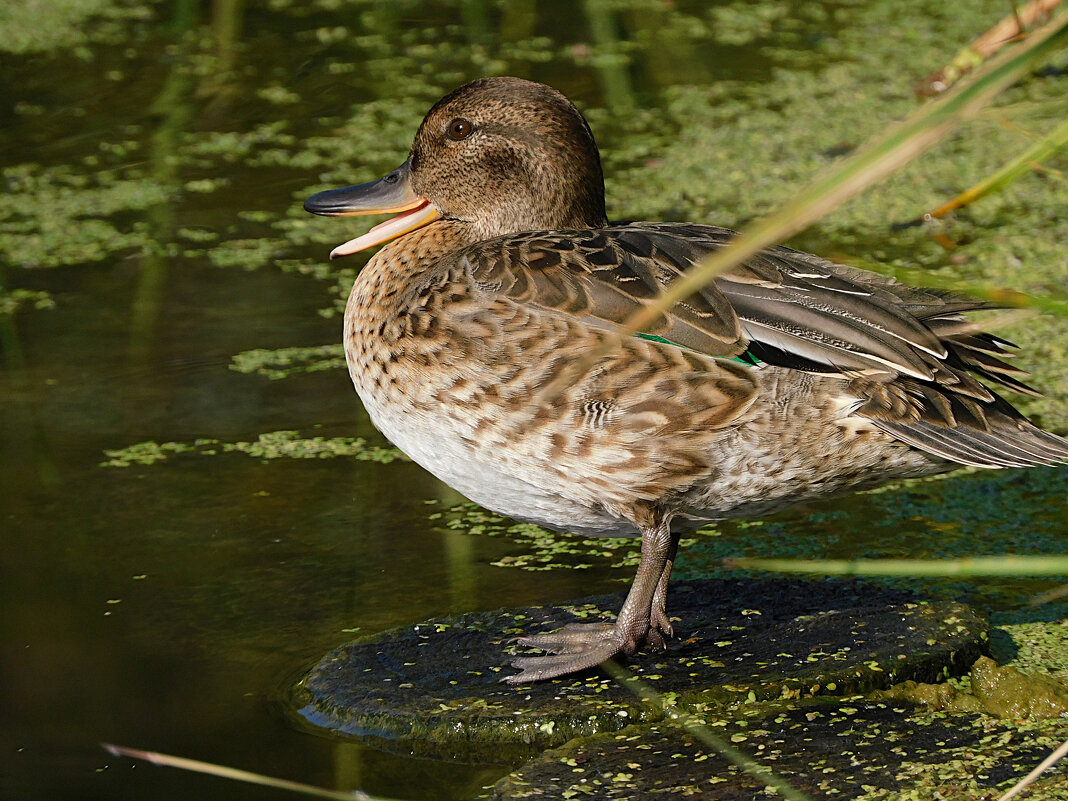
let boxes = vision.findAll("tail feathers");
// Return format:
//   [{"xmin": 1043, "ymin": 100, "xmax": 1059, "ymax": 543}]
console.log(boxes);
[
  {"xmin": 874, "ymin": 417, "xmax": 1068, "ymax": 469},
  {"xmin": 886, "ymin": 312, "xmax": 1068, "ymax": 468},
  {"xmin": 922, "ymin": 313, "xmax": 1043, "ymax": 399},
  {"xmin": 941, "ymin": 333, "xmax": 1042, "ymax": 399}
]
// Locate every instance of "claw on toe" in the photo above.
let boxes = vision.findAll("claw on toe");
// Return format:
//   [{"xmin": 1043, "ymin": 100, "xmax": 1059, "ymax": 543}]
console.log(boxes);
[
  {"xmin": 651, "ymin": 605, "xmax": 674, "ymax": 638},
  {"xmin": 505, "ymin": 639, "xmax": 623, "ymax": 683},
  {"xmin": 513, "ymin": 622, "xmax": 617, "ymax": 655},
  {"xmin": 504, "ymin": 619, "xmax": 673, "ymax": 683}
]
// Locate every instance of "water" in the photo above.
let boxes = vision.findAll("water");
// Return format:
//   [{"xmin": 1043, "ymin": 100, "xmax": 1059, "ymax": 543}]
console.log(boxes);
[{"xmin": 2, "ymin": 2, "xmax": 1065, "ymax": 800}]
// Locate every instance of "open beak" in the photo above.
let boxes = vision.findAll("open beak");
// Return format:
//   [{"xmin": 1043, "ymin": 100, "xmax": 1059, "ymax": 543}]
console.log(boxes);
[{"xmin": 303, "ymin": 159, "xmax": 441, "ymax": 259}]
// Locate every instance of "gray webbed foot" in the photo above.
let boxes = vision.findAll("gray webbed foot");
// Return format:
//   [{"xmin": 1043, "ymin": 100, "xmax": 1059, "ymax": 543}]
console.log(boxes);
[
  {"xmin": 504, "ymin": 512, "xmax": 681, "ymax": 684},
  {"xmin": 504, "ymin": 620, "xmax": 666, "ymax": 684}
]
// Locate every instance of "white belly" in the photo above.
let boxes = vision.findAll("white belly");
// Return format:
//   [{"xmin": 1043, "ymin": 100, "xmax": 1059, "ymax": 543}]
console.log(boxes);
[{"xmin": 361, "ymin": 392, "xmax": 639, "ymax": 538}]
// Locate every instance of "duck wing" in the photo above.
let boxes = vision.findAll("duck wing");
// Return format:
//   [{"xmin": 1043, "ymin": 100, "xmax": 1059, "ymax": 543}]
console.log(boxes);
[
  {"xmin": 459, "ymin": 224, "xmax": 748, "ymax": 358},
  {"xmin": 458, "ymin": 221, "xmax": 1067, "ymax": 468}
]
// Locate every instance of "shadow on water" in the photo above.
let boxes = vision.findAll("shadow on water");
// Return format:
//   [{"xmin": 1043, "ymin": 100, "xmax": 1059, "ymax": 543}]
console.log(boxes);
[{"xmin": 1, "ymin": 1, "xmax": 1066, "ymax": 800}]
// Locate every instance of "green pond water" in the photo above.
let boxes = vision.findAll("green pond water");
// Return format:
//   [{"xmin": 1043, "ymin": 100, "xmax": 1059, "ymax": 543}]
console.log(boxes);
[{"xmin": 1, "ymin": 2, "xmax": 1066, "ymax": 800}]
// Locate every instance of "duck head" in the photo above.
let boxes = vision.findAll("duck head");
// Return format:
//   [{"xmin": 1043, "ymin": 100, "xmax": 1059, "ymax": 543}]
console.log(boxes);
[{"xmin": 305, "ymin": 77, "xmax": 608, "ymax": 258}]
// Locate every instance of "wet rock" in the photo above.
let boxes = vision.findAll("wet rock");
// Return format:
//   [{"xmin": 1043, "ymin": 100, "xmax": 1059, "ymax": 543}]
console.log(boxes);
[
  {"xmin": 490, "ymin": 700, "xmax": 1068, "ymax": 800},
  {"xmin": 289, "ymin": 579, "xmax": 987, "ymax": 762}
]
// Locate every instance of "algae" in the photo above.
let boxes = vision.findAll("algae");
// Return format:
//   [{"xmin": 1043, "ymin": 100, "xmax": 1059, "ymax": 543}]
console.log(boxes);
[
  {"xmin": 878, "ymin": 655, "xmax": 1068, "ymax": 718},
  {"xmin": 992, "ymin": 604, "xmax": 1068, "ymax": 683},
  {"xmin": 438, "ymin": 501, "xmax": 646, "ymax": 572},
  {"xmin": 0, "ymin": 288, "xmax": 55, "ymax": 315},
  {"xmin": 230, "ymin": 344, "xmax": 347, "ymax": 379},
  {"xmin": 678, "ymin": 465, "xmax": 1068, "ymax": 608},
  {"xmin": 0, "ymin": 0, "xmax": 150, "ymax": 54},
  {"xmin": 492, "ymin": 701, "xmax": 1068, "ymax": 800},
  {"xmin": 0, "ymin": 164, "xmax": 170, "ymax": 269},
  {"xmin": 100, "ymin": 429, "xmax": 405, "ymax": 467}
]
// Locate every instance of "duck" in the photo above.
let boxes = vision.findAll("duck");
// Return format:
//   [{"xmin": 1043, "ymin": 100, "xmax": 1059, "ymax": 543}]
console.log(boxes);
[{"xmin": 304, "ymin": 76, "xmax": 1068, "ymax": 684}]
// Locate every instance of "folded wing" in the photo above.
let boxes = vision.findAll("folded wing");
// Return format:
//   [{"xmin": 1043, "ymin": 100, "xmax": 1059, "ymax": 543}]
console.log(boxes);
[{"xmin": 457, "ymin": 222, "xmax": 1067, "ymax": 468}]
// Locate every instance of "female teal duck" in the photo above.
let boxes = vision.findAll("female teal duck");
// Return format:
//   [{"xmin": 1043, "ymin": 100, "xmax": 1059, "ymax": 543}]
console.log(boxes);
[{"xmin": 305, "ymin": 77, "xmax": 1068, "ymax": 684}]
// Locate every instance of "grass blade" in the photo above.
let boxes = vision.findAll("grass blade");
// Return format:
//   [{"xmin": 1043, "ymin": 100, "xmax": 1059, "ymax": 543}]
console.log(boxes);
[
  {"xmin": 917, "ymin": 0, "xmax": 1064, "ymax": 95},
  {"xmin": 905, "ymin": 115, "xmax": 1068, "ymax": 223},
  {"xmin": 996, "ymin": 736, "xmax": 1068, "ymax": 801},
  {"xmin": 102, "ymin": 743, "xmax": 400, "ymax": 801},
  {"xmin": 722, "ymin": 554, "xmax": 1068, "ymax": 577},
  {"xmin": 600, "ymin": 661, "xmax": 815, "ymax": 801},
  {"xmin": 876, "ymin": 265, "xmax": 1068, "ymax": 317}
]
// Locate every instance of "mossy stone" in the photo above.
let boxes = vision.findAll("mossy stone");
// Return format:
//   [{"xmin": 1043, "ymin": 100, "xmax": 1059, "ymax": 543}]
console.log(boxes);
[{"xmin": 289, "ymin": 579, "xmax": 987, "ymax": 762}]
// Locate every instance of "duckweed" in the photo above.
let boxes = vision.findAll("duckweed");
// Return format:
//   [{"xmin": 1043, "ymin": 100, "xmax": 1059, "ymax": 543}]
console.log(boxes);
[
  {"xmin": 229, "ymin": 345, "xmax": 346, "ymax": 379},
  {"xmin": 101, "ymin": 429, "xmax": 404, "ymax": 467},
  {"xmin": 0, "ymin": 288, "xmax": 55, "ymax": 314},
  {"xmin": 440, "ymin": 500, "xmax": 697, "ymax": 573}
]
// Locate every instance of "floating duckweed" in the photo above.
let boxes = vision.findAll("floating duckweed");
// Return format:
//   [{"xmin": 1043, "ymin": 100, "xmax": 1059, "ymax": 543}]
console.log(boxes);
[
  {"xmin": 439, "ymin": 501, "xmax": 646, "ymax": 573},
  {"xmin": 184, "ymin": 178, "xmax": 229, "ymax": 194},
  {"xmin": 101, "ymin": 429, "xmax": 403, "ymax": 467},
  {"xmin": 206, "ymin": 237, "xmax": 277, "ymax": 269},
  {"xmin": 257, "ymin": 84, "xmax": 301, "ymax": 105},
  {"xmin": 177, "ymin": 227, "xmax": 219, "ymax": 243},
  {"xmin": 230, "ymin": 345, "xmax": 346, "ymax": 379},
  {"xmin": 225, "ymin": 431, "xmax": 399, "ymax": 461},
  {"xmin": 991, "ymin": 606, "xmax": 1068, "ymax": 684},
  {"xmin": 100, "ymin": 439, "xmax": 198, "ymax": 466},
  {"xmin": 0, "ymin": 164, "xmax": 168, "ymax": 269},
  {"xmin": 0, "ymin": 288, "xmax": 55, "ymax": 314},
  {"xmin": 0, "ymin": 0, "xmax": 149, "ymax": 54}
]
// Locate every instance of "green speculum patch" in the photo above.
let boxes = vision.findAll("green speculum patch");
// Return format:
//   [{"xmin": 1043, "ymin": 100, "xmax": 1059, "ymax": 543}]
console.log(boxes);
[{"xmin": 635, "ymin": 332, "xmax": 763, "ymax": 366}]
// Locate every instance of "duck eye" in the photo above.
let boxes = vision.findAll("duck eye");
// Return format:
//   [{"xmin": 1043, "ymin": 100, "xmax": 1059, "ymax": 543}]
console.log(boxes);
[{"xmin": 446, "ymin": 118, "xmax": 474, "ymax": 141}]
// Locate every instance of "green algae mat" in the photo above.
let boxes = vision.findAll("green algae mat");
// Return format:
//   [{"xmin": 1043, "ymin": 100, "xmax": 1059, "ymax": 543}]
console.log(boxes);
[
  {"xmin": 290, "ymin": 579, "xmax": 987, "ymax": 763},
  {"xmin": 490, "ymin": 701, "xmax": 1068, "ymax": 800}
]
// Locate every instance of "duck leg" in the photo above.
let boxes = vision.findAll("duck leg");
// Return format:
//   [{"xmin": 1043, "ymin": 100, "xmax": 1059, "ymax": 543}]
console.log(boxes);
[
  {"xmin": 507, "ymin": 510, "xmax": 680, "ymax": 683},
  {"xmin": 647, "ymin": 533, "xmax": 679, "ymax": 648}
]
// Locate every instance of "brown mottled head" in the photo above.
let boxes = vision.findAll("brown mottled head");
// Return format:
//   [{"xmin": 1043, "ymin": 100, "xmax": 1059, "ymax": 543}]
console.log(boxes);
[
  {"xmin": 409, "ymin": 77, "xmax": 607, "ymax": 239},
  {"xmin": 304, "ymin": 77, "xmax": 609, "ymax": 257}
]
